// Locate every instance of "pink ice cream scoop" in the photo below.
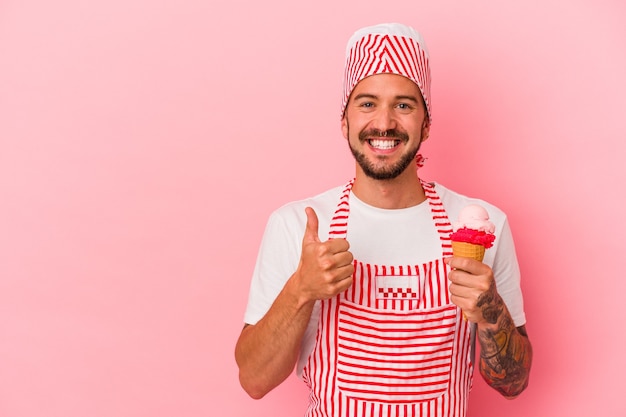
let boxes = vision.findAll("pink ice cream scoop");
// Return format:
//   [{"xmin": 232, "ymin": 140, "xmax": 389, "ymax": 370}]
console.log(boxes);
[{"xmin": 452, "ymin": 204, "xmax": 495, "ymax": 234}]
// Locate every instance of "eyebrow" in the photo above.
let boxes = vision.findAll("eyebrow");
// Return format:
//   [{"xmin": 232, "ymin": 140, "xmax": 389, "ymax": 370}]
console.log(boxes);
[
  {"xmin": 395, "ymin": 95, "xmax": 420, "ymax": 103},
  {"xmin": 353, "ymin": 93, "xmax": 420, "ymax": 103}
]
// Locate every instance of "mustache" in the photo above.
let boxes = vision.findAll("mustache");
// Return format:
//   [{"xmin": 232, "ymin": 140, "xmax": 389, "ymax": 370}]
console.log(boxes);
[{"xmin": 359, "ymin": 129, "xmax": 409, "ymax": 142}]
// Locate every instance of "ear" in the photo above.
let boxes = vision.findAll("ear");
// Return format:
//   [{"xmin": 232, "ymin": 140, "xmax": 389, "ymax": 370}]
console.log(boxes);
[
  {"xmin": 341, "ymin": 115, "xmax": 349, "ymax": 140},
  {"xmin": 420, "ymin": 119, "xmax": 431, "ymax": 143}
]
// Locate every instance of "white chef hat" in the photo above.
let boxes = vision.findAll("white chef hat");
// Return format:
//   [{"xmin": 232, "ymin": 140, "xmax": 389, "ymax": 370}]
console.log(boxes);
[{"xmin": 341, "ymin": 23, "xmax": 431, "ymax": 122}]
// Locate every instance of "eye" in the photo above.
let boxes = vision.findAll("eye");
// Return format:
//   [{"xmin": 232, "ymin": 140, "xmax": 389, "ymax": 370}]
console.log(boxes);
[
  {"xmin": 355, "ymin": 101, "xmax": 376, "ymax": 112},
  {"xmin": 396, "ymin": 103, "xmax": 412, "ymax": 110}
]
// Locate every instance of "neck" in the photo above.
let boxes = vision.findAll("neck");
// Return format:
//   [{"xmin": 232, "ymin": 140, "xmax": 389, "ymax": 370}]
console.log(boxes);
[{"xmin": 351, "ymin": 168, "xmax": 426, "ymax": 209}]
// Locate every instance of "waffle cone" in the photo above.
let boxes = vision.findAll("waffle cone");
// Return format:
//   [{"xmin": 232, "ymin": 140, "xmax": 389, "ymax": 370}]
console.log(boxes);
[{"xmin": 451, "ymin": 241, "xmax": 485, "ymax": 262}]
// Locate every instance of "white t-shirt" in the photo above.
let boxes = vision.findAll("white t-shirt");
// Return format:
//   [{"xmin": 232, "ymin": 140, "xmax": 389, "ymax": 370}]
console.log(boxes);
[{"xmin": 243, "ymin": 182, "xmax": 526, "ymax": 376}]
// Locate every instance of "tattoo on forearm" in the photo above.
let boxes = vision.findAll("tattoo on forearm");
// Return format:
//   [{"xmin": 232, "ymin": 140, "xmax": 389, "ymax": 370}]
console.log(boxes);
[
  {"xmin": 476, "ymin": 285, "xmax": 503, "ymax": 324},
  {"xmin": 478, "ymin": 292, "xmax": 532, "ymax": 397}
]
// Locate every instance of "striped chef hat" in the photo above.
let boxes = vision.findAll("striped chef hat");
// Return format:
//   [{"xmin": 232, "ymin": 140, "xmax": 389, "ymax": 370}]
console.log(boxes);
[{"xmin": 341, "ymin": 23, "xmax": 431, "ymax": 122}]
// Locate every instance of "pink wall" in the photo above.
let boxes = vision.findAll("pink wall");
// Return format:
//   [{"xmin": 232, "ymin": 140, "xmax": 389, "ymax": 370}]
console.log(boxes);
[{"xmin": 1, "ymin": 0, "xmax": 625, "ymax": 416}]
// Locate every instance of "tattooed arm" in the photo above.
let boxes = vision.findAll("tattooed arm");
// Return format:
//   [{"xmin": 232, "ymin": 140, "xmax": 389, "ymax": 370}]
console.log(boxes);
[
  {"xmin": 447, "ymin": 257, "xmax": 533, "ymax": 398},
  {"xmin": 476, "ymin": 287, "xmax": 533, "ymax": 398}
]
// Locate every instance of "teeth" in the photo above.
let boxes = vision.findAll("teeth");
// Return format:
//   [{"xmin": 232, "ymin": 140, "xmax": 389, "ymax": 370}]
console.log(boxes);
[{"xmin": 369, "ymin": 139, "xmax": 399, "ymax": 149}]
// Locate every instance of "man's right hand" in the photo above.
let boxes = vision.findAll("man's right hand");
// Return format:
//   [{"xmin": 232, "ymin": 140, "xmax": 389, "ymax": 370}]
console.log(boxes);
[{"xmin": 293, "ymin": 207, "xmax": 354, "ymax": 302}]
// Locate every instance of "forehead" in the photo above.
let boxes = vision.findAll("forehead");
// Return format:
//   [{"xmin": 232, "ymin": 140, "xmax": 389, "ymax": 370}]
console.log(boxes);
[{"xmin": 350, "ymin": 73, "xmax": 423, "ymax": 100}]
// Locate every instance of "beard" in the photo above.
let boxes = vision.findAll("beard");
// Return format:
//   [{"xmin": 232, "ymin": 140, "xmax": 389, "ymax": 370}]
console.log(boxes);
[{"xmin": 347, "ymin": 127, "xmax": 422, "ymax": 180}]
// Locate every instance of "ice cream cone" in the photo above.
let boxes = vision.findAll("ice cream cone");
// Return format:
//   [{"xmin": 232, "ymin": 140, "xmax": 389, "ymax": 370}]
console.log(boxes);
[{"xmin": 451, "ymin": 241, "xmax": 485, "ymax": 262}]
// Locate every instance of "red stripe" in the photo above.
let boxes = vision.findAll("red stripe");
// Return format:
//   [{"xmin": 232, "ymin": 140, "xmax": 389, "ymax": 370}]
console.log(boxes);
[
  {"xmin": 341, "ymin": 309, "xmax": 456, "ymax": 332},
  {"xmin": 358, "ymin": 262, "xmax": 365, "ymax": 304},
  {"xmin": 338, "ymin": 378, "xmax": 450, "ymax": 390},
  {"xmin": 338, "ymin": 330, "xmax": 456, "ymax": 347},
  {"xmin": 341, "ymin": 345, "xmax": 453, "ymax": 364},
  {"xmin": 323, "ymin": 300, "xmax": 332, "ymax": 413},
  {"xmin": 338, "ymin": 372, "xmax": 452, "ymax": 386},
  {"xmin": 427, "ymin": 263, "xmax": 435, "ymax": 308},
  {"xmin": 365, "ymin": 263, "xmax": 373, "ymax": 308},
  {"xmin": 386, "ymin": 37, "xmax": 413, "ymax": 81},
  {"xmin": 328, "ymin": 301, "xmax": 337, "ymax": 416},
  {"xmin": 337, "ymin": 386, "xmax": 447, "ymax": 399},
  {"xmin": 337, "ymin": 359, "xmax": 454, "ymax": 373}
]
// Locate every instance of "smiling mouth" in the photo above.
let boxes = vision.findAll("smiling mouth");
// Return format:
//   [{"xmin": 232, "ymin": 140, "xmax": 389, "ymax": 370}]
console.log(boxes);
[{"xmin": 368, "ymin": 139, "xmax": 401, "ymax": 149}]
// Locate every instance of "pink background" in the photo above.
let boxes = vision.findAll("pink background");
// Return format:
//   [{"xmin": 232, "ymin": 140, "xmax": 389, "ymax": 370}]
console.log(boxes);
[{"xmin": 1, "ymin": 0, "xmax": 625, "ymax": 416}]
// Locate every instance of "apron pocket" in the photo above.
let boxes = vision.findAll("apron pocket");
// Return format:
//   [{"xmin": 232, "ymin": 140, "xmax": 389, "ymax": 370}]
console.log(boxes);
[{"xmin": 336, "ymin": 300, "xmax": 457, "ymax": 404}]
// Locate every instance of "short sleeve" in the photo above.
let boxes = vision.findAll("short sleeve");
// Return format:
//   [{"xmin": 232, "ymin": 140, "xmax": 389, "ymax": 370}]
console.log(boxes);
[{"xmin": 243, "ymin": 209, "xmax": 304, "ymax": 325}]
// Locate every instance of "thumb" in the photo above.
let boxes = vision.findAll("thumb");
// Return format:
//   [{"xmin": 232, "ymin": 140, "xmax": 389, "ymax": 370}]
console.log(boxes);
[{"xmin": 303, "ymin": 207, "xmax": 320, "ymax": 243}]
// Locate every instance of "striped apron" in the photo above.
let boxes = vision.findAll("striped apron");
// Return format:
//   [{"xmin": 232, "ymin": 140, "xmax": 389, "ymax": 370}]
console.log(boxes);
[{"xmin": 302, "ymin": 180, "xmax": 474, "ymax": 417}]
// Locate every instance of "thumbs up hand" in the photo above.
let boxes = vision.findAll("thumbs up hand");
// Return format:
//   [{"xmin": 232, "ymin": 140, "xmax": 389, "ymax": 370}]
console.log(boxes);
[{"xmin": 293, "ymin": 207, "xmax": 354, "ymax": 302}]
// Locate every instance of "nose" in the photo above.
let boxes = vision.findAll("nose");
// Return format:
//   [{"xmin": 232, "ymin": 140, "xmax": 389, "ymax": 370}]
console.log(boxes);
[{"xmin": 371, "ymin": 107, "xmax": 397, "ymax": 132}]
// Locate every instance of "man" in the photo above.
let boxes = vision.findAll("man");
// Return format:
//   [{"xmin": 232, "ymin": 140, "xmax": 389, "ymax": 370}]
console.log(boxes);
[{"xmin": 235, "ymin": 23, "xmax": 532, "ymax": 416}]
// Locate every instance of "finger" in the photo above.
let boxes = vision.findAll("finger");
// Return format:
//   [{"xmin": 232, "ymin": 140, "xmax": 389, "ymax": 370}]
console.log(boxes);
[
  {"xmin": 446, "ymin": 256, "xmax": 487, "ymax": 275},
  {"xmin": 448, "ymin": 267, "xmax": 470, "ymax": 285},
  {"xmin": 334, "ymin": 274, "xmax": 354, "ymax": 293},
  {"xmin": 449, "ymin": 280, "xmax": 475, "ymax": 298},
  {"xmin": 326, "ymin": 237, "xmax": 351, "ymax": 255},
  {"xmin": 303, "ymin": 207, "xmax": 320, "ymax": 244},
  {"xmin": 332, "ymin": 250, "xmax": 354, "ymax": 268},
  {"xmin": 330, "ymin": 266, "xmax": 355, "ymax": 290},
  {"xmin": 336, "ymin": 264, "xmax": 355, "ymax": 282},
  {"xmin": 449, "ymin": 268, "xmax": 487, "ymax": 293}
]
